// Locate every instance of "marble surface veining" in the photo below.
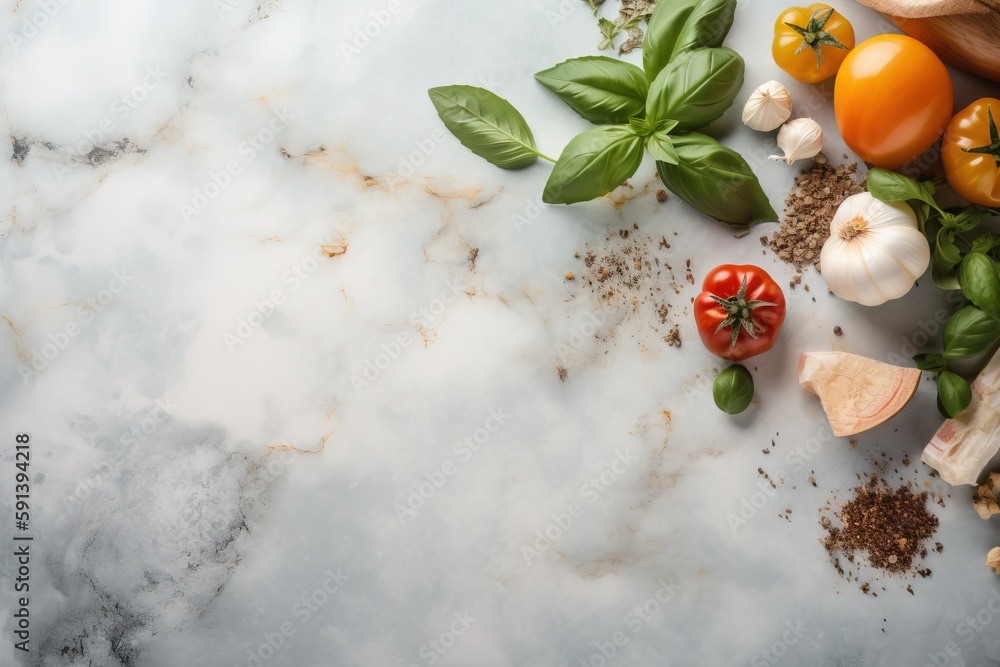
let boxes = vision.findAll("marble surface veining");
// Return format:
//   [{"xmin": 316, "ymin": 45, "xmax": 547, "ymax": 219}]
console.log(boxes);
[{"xmin": 1, "ymin": 1, "xmax": 1000, "ymax": 666}]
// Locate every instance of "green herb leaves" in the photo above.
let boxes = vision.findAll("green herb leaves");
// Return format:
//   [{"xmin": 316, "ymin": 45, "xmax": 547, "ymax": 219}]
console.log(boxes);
[
  {"xmin": 872, "ymin": 167, "xmax": 1000, "ymax": 417},
  {"xmin": 655, "ymin": 133, "xmax": 777, "ymax": 226},
  {"xmin": 429, "ymin": 0, "xmax": 769, "ymax": 224},
  {"xmin": 938, "ymin": 370, "xmax": 972, "ymax": 418},
  {"xmin": 960, "ymin": 253, "xmax": 1000, "ymax": 320},
  {"xmin": 428, "ymin": 86, "xmax": 549, "ymax": 169},
  {"xmin": 534, "ymin": 57, "xmax": 648, "ymax": 124},
  {"xmin": 543, "ymin": 126, "xmax": 644, "ymax": 204},
  {"xmin": 943, "ymin": 306, "xmax": 1000, "ymax": 359},
  {"xmin": 713, "ymin": 364, "xmax": 754, "ymax": 414},
  {"xmin": 646, "ymin": 47, "xmax": 744, "ymax": 130}
]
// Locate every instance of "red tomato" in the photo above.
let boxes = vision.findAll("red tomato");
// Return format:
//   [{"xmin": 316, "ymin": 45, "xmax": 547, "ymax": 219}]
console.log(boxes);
[
  {"xmin": 834, "ymin": 34, "xmax": 953, "ymax": 169},
  {"xmin": 694, "ymin": 265, "xmax": 786, "ymax": 361}
]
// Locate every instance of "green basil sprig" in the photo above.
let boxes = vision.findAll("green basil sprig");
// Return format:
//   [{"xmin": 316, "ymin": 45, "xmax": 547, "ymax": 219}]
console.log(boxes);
[
  {"xmin": 655, "ymin": 133, "xmax": 778, "ymax": 226},
  {"xmin": 534, "ymin": 57, "xmax": 648, "ymax": 125},
  {"xmin": 643, "ymin": 0, "xmax": 736, "ymax": 82},
  {"xmin": 870, "ymin": 168, "xmax": 1000, "ymax": 417},
  {"xmin": 428, "ymin": 0, "xmax": 772, "ymax": 225},
  {"xmin": 428, "ymin": 86, "xmax": 553, "ymax": 168},
  {"xmin": 713, "ymin": 364, "xmax": 754, "ymax": 414}
]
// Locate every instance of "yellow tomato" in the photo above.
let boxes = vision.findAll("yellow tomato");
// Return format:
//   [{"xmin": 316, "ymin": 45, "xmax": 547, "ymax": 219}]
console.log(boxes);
[
  {"xmin": 772, "ymin": 4, "xmax": 854, "ymax": 83},
  {"xmin": 834, "ymin": 34, "xmax": 953, "ymax": 170},
  {"xmin": 943, "ymin": 98, "xmax": 1000, "ymax": 207}
]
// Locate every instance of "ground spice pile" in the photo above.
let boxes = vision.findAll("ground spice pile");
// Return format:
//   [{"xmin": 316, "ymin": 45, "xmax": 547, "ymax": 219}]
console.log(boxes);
[
  {"xmin": 765, "ymin": 156, "xmax": 865, "ymax": 268},
  {"xmin": 822, "ymin": 477, "xmax": 939, "ymax": 575}
]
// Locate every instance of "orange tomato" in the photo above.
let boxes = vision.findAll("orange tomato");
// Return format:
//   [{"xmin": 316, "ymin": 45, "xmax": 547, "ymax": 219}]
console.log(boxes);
[
  {"xmin": 942, "ymin": 98, "xmax": 1000, "ymax": 207},
  {"xmin": 834, "ymin": 34, "xmax": 953, "ymax": 170},
  {"xmin": 772, "ymin": 4, "xmax": 854, "ymax": 84}
]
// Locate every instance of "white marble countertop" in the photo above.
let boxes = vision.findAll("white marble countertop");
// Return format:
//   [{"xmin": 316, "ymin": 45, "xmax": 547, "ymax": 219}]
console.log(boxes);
[{"xmin": 2, "ymin": 1, "xmax": 1000, "ymax": 666}]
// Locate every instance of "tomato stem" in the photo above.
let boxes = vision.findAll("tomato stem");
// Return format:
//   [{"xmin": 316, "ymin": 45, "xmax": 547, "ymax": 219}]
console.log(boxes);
[
  {"xmin": 962, "ymin": 106, "xmax": 1000, "ymax": 169},
  {"xmin": 708, "ymin": 276, "xmax": 778, "ymax": 348},
  {"xmin": 785, "ymin": 7, "xmax": 849, "ymax": 70}
]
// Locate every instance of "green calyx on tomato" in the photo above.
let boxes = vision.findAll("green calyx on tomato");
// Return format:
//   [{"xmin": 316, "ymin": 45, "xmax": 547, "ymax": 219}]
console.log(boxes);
[
  {"xmin": 784, "ymin": 7, "xmax": 849, "ymax": 68},
  {"xmin": 961, "ymin": 105, "xmax": 1000, "ymax": 169},
  {"xmin": 695, "ymin": 264, "xmax": 787, "ymax": 362},
  {"xmin": 709, "ymin": 276, "xmax": 779, "ymax": 348}
]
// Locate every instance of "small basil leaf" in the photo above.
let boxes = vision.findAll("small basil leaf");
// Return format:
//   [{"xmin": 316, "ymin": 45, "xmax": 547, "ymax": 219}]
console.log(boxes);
[
  {"xmin": 534, "ymin": 57, "xmax": 649, "ymax": 125},
  {"xmin": 932, "ymin": 229, "xmax": 962, "ymax": 290},
  {"xmin": 867, "ymin": 168, "xmax": 939, "ymax": 210},
  {"xmin": 629, "ymin": 116, "xmax": 654, "ymax": 136},
  {"xmin": 542, "ymin": 125, "xmax": 644, "ymax": 205},
  {"xmin": 672, "ymin": 0, "xmax": 737, "ymax": 57},
  {"xmin": 943, "ymin": 306, "xmax": 1000, "ymax": 359},
  {"xmin": 959, "ymin": 253, "xmax": 1000, "ymax": 320},
  {"xmin": 655, "ymin": 132, "xmax": 777, "ymax": 226},
  {"xmin": 642, "ymin": 0, "xmax": 700, "ymax": 81},
  {"xmin": 713, "ymin": 364, "xmax": 754, "ymax": 415},
  {"xmin": 646, "ymin": 47, "xmax": 744, "ymax": 130},
  {"xmin": 971, "ymin": 233, "xmax": 1000, "ymax": 255},
  {"xmin": 913, "ymin": 353, "xmax": 947, "ymax": 373},
  {"xmin": 428, "ymin": 86, "xmax": 540, "ymax": 169},
  {"xmin": 647, "ymin": 131, "xmax": 679, "ymax": 165},
  {"xmin": 938, "ymin": 370, "xmax": 972, "ymax": 418}
]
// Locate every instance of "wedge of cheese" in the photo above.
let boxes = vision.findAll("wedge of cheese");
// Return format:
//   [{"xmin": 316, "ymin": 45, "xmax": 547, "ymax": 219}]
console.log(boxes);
[
  {"xmin": 798, "ymin": 351, "xmax": 921, "ymax": 437},
  {"xmin": 922, "ymin": 349, "xmax": 1000, "ymax": 486}
]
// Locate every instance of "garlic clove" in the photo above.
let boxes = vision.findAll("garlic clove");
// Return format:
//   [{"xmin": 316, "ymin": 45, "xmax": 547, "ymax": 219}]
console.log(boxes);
[
  {"xmin": 768, "ymin": 117, "xmax": 824, "ymax": 164},
  {"xmin": 742, "ymin": 80, "xmax": 792, "ymax": 132}
]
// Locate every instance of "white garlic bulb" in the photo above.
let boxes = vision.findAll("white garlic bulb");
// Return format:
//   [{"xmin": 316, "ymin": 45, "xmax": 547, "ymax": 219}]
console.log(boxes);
[
  {"xmin": 769, "ymin": 118, "xmax": 824, "ymax": 164},
  {"xmin": 820, "ymin": 192, "xmax": 930, "ymax": 307},
  {"xmin": 742, "ymin": 81, "xmax": 792, "ymax": 132}
]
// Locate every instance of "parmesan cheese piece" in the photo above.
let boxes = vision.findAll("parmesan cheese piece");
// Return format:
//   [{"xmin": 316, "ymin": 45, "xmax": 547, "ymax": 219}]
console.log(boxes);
[
  {"xmin": 922, "ymin": 349, "xmax": 1000, "ymax": 486},
  {"xmin": 798, "ymin": 351, "xmax": 921, "ymax": 437}
]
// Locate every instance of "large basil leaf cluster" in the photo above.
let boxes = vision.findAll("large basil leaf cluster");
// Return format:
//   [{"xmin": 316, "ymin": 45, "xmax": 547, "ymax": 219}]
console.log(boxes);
[{"xmin": 428, "ymin": 0, "xmax": 776, "ymax": 227}]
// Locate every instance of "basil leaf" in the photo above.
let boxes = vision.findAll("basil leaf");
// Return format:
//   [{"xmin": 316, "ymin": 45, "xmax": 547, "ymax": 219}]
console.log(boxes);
[
  {"xmin": 646, "ymin": 48, "xmax": 744, "ymax": 130},
  {"xmin": 971, "ymin": 233, "xmax": 1000, "ymax": 255},
  {"xmin": 959, "ymin": 253, "xmax": 1000, "ymax": 320},
  {"xmin": 867, "ymin": 168, "xmax": 938, "ymax": 210},
  {"xmin": 643, "ymin": 0, "xmax": 699, "ymax": 81},
  {"xmin": 655, "ymin": 132, "xmax": 777, "ymax": 226},
  {"xmin": 673, "ymin": 0, "xmax": 737, "ymax": 57},
  {"xmin": 913, "ymin": 353, "xmax": 947, "ymax": 373},
  {"xmin": 647, "ymin": 130, "xmax": 679, "ymax": 165},
  {"xmin": 938, "ymin": 370, "xmax": 972, "ymax": 418},
  {"xmin": 942, "ymin": 210, "xmax": 983, "ymax": 233},
  {"xmin": 534, "ymin": 57, "xmax": 649, "ymax": 125},
  {"xmin": 542, "ymin": 125, "xmax": 644, "ymax": 205},
  {"xmin": 713, "ymin": 364, "xmax": 754, "ymax": 415},
  {"xmin": 932, "ymin": 229, "xmax": 961, "ymax": 290},
  {"xmin": 943, "ymin": 306, "xmax": 1000, "ymax": 359},
  {"xmin": 643, "ymin": 0, "xmax": 736, "ymax": 81},
  {"xmin": 428, "ymin": 86, "xmax": 542, "ymax": 169}
]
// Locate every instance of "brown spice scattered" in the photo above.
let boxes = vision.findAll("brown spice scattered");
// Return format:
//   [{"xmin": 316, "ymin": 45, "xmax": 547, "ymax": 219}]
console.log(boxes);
[
  {"xmin": 664, "ymin": 325, "xmax": 681, "ymax": 347},
  {"xmin": 557, "ymin": 367, "xmax": 568, "ymax": 382},
  {"xmin": 833, "ymin": 325, "xmax": 842, "ymax": 336},
  {"xmin": 656, "ymin": 189, "xmax": 668, "ymax": 203},
  {"xmin": 769, "ymin": 157, "xmax": 865, "ymax": 268},
  {"xmin": 565, "ymin": 271, "xmax": 575, "ymax": 281},
  {"xmin": 822, "ymin": 477, "xmax": 939, "ymax": 575}
]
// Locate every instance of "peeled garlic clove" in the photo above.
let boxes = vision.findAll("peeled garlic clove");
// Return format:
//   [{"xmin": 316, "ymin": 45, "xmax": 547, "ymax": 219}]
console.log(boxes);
[
  {"xmin": 742, "ymin": 80, "xmax": 792, "ymax": 132},
  {"xmin": 768, "ymin": 118, "xmax": 823, "ymax": 164}
]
